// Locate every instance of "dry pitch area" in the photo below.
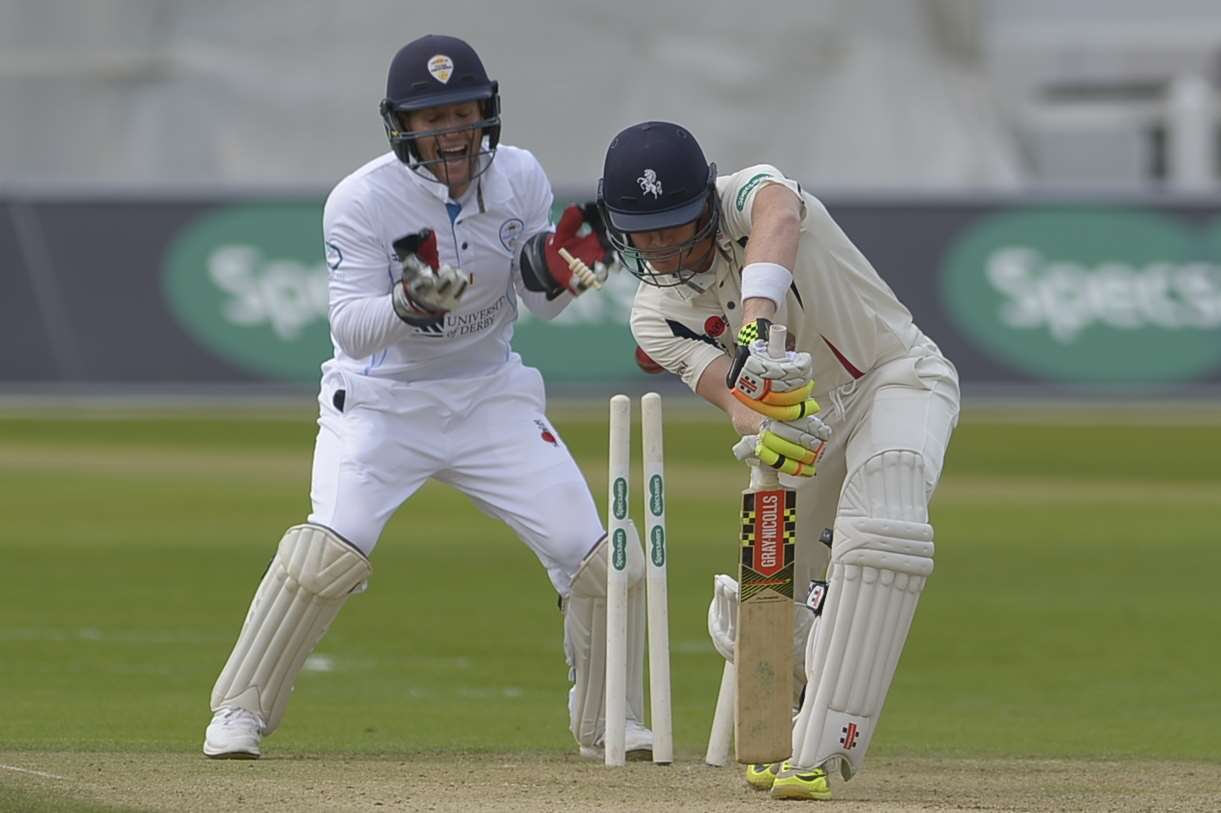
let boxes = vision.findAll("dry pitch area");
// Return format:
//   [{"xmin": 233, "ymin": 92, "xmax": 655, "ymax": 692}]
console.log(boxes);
[{"xmin": 3, "ymin": 752, "xmax": 1219, "ymax": 812}]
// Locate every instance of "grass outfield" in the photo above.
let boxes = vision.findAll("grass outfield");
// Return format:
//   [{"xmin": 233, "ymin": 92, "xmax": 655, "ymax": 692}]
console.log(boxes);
[{"xmin": 2, "ymin": 402, "xmax": 1220, "ymax": 811}]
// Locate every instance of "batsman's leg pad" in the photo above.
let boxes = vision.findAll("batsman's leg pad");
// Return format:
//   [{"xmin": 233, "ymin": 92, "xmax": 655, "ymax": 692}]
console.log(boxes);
[
  {"xmin": 793, "ymin": 451, "xmax": 934, "ymax": 780},
  {"xmin": 564, "ymin": 525, "xmax": 645, "ymax": 748},
  {"xmin": 210, "ymin": 524, "xmax": 371, "ymax": 734}
]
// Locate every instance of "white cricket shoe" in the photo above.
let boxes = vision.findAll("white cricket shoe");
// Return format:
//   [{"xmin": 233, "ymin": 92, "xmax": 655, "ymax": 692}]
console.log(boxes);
[
  {"xmin": 578, "ymin": 719, "xmax": 655, "ymax": 761},
  {"xmin": 203, "ymin": 707, "xmax": 264, "ymax": 759}
]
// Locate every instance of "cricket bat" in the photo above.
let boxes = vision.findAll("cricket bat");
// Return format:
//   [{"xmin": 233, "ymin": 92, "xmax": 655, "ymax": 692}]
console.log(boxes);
[{"xmin": 734, "ymin": 323, "xmax": 796, "ymax": 764}]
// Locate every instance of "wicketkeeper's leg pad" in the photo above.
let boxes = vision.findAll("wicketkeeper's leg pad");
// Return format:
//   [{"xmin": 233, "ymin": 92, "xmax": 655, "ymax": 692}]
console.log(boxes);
[
  {"xmin": 707, "ymin": 573, "xmax": 815, "ymax": 706},
  {"xmin": 564, "ymin": 525, "xmax": 646, "ymax": 749},
  {"xmin": 210, "ymin": 524, "xmax": 370, "ymax": 735},
  {"xmin": 793, "ymin": 450, "xmax": 934, "ymax": 780}
]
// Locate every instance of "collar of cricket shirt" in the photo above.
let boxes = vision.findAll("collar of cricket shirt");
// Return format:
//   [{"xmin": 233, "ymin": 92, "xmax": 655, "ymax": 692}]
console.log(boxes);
[{"xmin": 399, "ymin": 145, "xmax": 511, "ymax": 212}]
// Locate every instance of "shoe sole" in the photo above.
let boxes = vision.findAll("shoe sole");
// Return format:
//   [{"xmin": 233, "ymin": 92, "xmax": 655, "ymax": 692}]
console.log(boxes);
[
  {"xmin": 770, "ymin": 784, "xmax": 831, "ymax": 801},
  {"xmin": 577, "ymin": 747, "xmax": 654, "ymax": 761},
  {"xmin": 203, "ymin": 745, "xmax": 260, "ymax": 760}
]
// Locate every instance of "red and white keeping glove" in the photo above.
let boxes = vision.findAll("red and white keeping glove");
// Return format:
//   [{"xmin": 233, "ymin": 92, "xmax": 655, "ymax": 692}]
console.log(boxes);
[
  {"xmin": 391, "ymin": 229, "xmax": 470, "ymax": 326},
  {"xmin": 520, "ymin": 203, "xmax": 611, "ymax": 299}
]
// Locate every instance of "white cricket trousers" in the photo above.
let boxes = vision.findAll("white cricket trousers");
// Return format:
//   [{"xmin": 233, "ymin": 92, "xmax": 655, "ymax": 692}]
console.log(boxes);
[
  {"xmin": 791, "ymin": 348, "xmax": 961, "ymax": 596},
  {"xmin": 306, "ymin": 356, "xmax": 604, "ymax": 595}
]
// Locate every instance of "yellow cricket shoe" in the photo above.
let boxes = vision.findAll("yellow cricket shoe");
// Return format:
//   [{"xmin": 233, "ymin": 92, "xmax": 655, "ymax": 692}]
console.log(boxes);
[
  {"xmin": 745, "ymin": 761, "xmax": 782, "ymax": 791},
  {"xmin": 769, "ymin": 761, "xmax": 832, "ymax": 801}
]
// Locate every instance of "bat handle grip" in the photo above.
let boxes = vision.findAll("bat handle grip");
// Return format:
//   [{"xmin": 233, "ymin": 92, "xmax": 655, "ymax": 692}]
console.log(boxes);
[
  {"xmin": 767, "ymin": 324, "xmax": 787, "ymax": 359},
  {"xmin": 751, "ymin": 465, "xmax": 781, "ymax": 489},
  {"xmin": 753, "ymin": 323, "xmax": 787, "ymax": 488}
]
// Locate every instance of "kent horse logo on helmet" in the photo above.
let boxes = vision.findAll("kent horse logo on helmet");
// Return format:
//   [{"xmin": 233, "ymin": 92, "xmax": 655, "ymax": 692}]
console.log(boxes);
[
  {"xmin": 638, "ymin": 169, "xmax": 662, "ymax": 199},
  {"xmin": 598, "ymin": 121, "xmax": 721, "ymax": 288}
]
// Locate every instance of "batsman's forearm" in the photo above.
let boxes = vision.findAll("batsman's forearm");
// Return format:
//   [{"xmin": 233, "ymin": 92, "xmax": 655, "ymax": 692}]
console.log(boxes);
[
  {"xmin": 695, "ymin": 357, "xmax": 766, "ymax": 435},
  {"xmin": 740, "ymin": 297, "xmax": 778, "ymax": 327},
  {"xmin": 728, "ymin": 399, "xmax": 768, "ymax": 436}
]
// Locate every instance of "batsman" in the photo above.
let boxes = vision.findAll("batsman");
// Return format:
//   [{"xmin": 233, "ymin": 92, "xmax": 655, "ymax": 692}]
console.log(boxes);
[{"xmin": 598, "ymin": 121, "xmax": 960, "ymax": 800}]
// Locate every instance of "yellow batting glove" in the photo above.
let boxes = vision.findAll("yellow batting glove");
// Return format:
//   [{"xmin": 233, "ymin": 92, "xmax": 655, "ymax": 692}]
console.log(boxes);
[
  {"xmin": 755, "ymin": 447, "xmax": 814, "ymax": 477},
  {"xmin": 732, "ymin": 389, "xmax": 821, "ymax": 422},
  {"xmin": 760, "ymin": 429, "xmax": 818, "ymax": 465},
  {"xmin": 757, "ymin": 379, "xmax": 814, "ymax": 407},
  {"xmin": 732, "ymin": 414, "xmax": 831, "ymax": 478}
]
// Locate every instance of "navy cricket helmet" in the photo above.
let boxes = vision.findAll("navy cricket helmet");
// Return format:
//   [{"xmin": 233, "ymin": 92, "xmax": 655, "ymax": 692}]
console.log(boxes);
[
  {"xmin": 379, "ymin": 35, "xmax": 501, "ymax": 179},
  {"xmin": 597, "ymin": 121, "xmax": 720, "ymax": 286}
]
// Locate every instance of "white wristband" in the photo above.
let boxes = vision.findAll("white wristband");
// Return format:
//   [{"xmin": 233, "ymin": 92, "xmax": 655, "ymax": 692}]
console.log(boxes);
[{"xmin": 739, "ymin": 262, "xmax": 792, "ymax": 308}]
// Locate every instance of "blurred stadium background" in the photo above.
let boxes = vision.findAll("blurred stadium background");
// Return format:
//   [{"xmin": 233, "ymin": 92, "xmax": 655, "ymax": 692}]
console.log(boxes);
[
  {"xmin": 3, "ymin": 0, "xmax": 1220, "ymax": 400},
  {"xmin": 3, "ymin": 3, "xmax": 1221, "ymax": 811}
]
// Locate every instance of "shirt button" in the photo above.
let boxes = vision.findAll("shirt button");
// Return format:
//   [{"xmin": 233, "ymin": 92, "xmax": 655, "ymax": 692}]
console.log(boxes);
[
  {"xmin": 462, "ymin": 242, "xmax": 469, "ymax": 250},
  {"xmin": 727, "ymin": 301, "xmax": 736, "ymax": 310}
]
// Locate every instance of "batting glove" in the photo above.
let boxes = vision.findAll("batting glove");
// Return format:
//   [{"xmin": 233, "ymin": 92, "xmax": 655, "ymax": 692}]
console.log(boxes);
[
  {"xmin": 726, "ymin": 319, "xmax": 819, "ymax": 419},
  {"xmin": 732, "ymin": 414, "xmax": 830, "ymax": 478}
]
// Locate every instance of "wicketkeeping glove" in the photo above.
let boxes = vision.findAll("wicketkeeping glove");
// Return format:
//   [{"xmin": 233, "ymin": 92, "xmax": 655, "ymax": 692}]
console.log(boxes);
[
  {"xmin": 548, "ymin": 204, "xmax": 611, "ymax": 292},
  {"xmin": 519, "ymin": 203, "xmax": 611, "ymax": 299},
  {"xmin": 726, "ymin": 319, "xmax": 820, "ymax": 420},
  {"xmin": 707, "ymin": 574, "xmax": 739, "ymax": 663},
  {"xmin": 391, "ymin": 229, "xmax": 470, "ymax": 326},
  {"xmin": 732, "ymin": 414, "xmax": 830, "ymax": 478},
  {"xmin": 707, "ymin": 573, "xmax": 815, "ymax": 685}
]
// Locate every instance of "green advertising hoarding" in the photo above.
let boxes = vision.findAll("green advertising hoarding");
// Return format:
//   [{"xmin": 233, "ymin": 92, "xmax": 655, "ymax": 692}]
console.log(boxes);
[
  {"xmin": 940, "ymin": 208, "xmax": 1221, "ymax": 385},
  {"xmin": 4, "ymin": 192, "xmax": 1208, "ymax": 391},
  {"xmin": 162, "ymin": 202, "xmax": 640, "ymax": 385}
]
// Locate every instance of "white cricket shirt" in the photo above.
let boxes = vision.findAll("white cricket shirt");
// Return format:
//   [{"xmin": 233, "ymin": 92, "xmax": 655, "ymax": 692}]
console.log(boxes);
[
  {"xmin": 322, "ymin": 144, "xmax": 569, "ymax": 381},
  {"xmin": 630, "ymin": 165, "xmax": 933, "ymax": 399}
]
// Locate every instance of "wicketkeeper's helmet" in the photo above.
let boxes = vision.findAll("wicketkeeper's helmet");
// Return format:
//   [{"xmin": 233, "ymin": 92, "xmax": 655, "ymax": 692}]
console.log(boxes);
[{"xmin": 379, "ymin": 35, "xmax": 501, "ymax": 179}]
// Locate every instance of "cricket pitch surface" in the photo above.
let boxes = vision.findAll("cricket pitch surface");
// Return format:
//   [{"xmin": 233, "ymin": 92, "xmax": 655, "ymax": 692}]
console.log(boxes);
[{"xmin": 3, "ymin": 752, "xmax": 1219, "ymax": 812}]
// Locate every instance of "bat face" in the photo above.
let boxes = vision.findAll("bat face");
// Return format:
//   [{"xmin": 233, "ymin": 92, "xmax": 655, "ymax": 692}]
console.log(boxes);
[
  {"xmin": 740, "ymin": 488, "xmax": 796, "ymax": 601},
  {"xmin": 735, "ymin": 483, "xmax": 796, "ymax": 764},
  {"xmin": 734, "ymin": 321, "xmax": 797, "ymax": 764}
]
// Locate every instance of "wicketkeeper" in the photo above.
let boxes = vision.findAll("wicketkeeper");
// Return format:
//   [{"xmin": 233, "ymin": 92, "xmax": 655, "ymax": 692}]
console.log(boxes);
[
  {"xmin": 602, "ymin": 121, "xmax": 960, "ymax": 800},
  {"xmin": 202, "ymin": 35, "xmax": 653, "ymax": 762}
]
